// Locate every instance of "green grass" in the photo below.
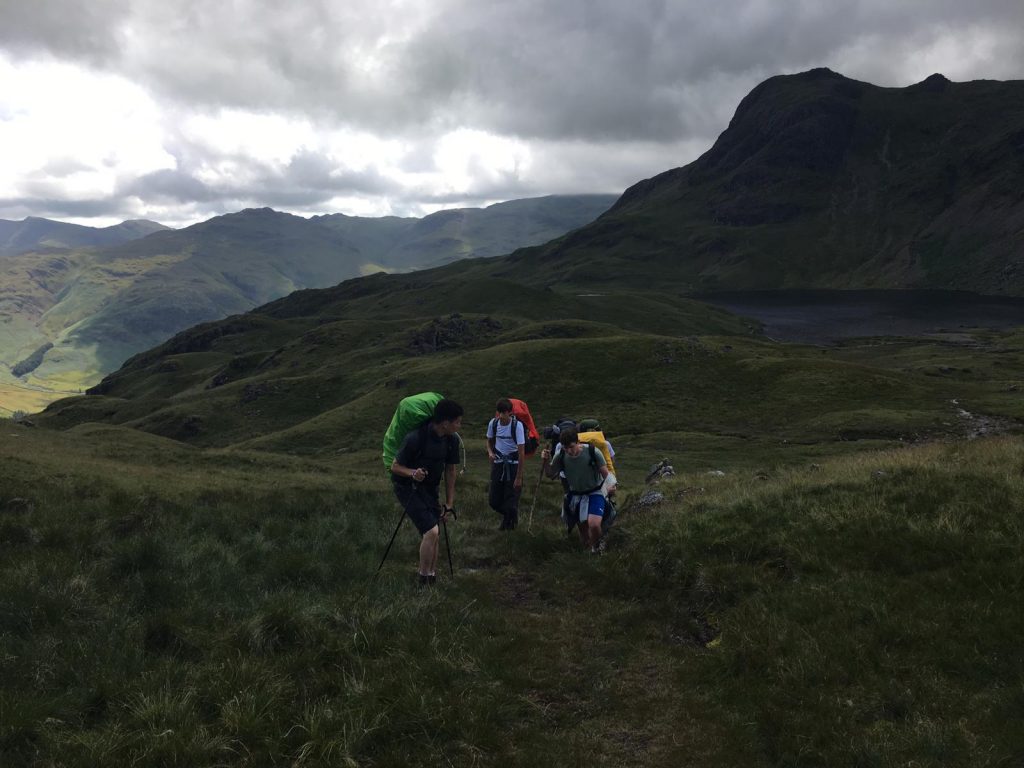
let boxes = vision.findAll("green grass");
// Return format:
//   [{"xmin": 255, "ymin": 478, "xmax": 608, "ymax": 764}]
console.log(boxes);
[{"xmin": 2, "ymin": 421, "xmax": 1023, "ymax": 766}]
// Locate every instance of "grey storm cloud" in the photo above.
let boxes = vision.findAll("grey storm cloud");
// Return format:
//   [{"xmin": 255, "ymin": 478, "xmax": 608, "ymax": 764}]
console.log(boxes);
[
  {"xmin": 123, "ymin": 169, "xmax": 219, "ymax": 204},
  {"xmin": 3, "ymin": 0, "xmax": 1024, "ymax": 224},
  {"xmin": 4, "ymin": 0, "xmax": 1024, "ymax": 142},
  {"xmin": 121, "ymin": 150, "xmax": 401, "ymax": 207},
  {"xmin": 0, "ymin": 195, "xmax": 134, "ymax": 220}
]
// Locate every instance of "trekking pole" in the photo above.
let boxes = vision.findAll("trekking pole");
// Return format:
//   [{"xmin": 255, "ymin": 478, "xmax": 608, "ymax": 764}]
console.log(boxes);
[
  {"xmin": 527, "ymin": 458, "xmax": 547, "ymax": 533},
  {"xmin": 442, "ymin": 509, "xmax": 455, "ymax": 577},
  {"xmin": 376, "ymin": 506, "xmax": 407, "ymax": 574},
  {"xmin": 377, "ymin": 481, "xmax": 422, "ymax": 574}
]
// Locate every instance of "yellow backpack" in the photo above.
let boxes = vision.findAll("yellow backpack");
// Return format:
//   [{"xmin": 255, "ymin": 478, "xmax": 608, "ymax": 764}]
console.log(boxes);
[{"xmin": 577, "ymin": 430, "xmax": 616, "ymax": 476}]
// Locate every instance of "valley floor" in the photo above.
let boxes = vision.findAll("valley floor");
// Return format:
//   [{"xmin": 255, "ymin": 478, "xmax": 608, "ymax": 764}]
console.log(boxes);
[{"xmin": 0, "ymin": 374, "xmax": 80, "ymax": 418}]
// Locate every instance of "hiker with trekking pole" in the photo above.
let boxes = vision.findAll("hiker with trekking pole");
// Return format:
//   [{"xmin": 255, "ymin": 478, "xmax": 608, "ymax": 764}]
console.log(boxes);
[{"xmin": 386, "ymin": 398, "xmax": 464, "ymax": 586}]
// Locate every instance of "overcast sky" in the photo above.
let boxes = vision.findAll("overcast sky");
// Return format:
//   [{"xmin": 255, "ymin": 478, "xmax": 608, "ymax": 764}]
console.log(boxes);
[{"xmin": 1, "ymin": 0, "xmax": 1022, "ymax": 227}]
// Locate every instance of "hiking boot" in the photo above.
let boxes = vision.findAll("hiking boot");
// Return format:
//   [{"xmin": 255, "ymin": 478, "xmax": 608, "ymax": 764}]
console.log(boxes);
[
  {"xmin": 427, "ymin": 574, "xmax": 437, "ymax": 586},
  {"xmin": 416, "ymin": 573, "xmax": 429, "ymax": 588}
]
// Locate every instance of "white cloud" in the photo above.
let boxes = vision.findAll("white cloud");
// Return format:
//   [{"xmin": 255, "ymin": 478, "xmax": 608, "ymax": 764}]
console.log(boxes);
[{"xmin": 0, "ymin": 55, "xmax": 175, "ymax": 222}]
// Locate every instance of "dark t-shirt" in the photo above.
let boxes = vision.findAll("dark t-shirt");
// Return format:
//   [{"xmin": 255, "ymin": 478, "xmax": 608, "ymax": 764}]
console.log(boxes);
[{"xmin": 393, "ymin": 425, "xmax": 460, "ymax": 489}]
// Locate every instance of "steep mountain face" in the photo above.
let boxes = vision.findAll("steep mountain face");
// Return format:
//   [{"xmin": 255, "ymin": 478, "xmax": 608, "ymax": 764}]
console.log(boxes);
[
  {"xmin": 494, "ymin": 69, "xmax": 1024, "ymax": 294},
  {"xmin": 0, "ymin": 217, "xmax": 169, "ymax": 256},
  {"xmin": 0, "ymin": 196, "xmax": 615, "ymax": 413}
]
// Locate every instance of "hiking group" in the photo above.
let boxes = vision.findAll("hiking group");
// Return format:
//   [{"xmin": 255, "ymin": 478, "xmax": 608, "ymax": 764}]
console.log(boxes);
[{"xmin": 382, "ymin": 393, "xmax": 619, "ymax": 585}]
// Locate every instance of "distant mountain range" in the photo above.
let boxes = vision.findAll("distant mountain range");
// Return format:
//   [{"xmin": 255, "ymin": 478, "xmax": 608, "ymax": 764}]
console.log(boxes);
[
  {"xmin": 0, "ymin": 195, "xmax": 616, "ymax": 414},
  {"xmin": 0, "ymin": 217, "xmax": 169, "ymax": 257}
]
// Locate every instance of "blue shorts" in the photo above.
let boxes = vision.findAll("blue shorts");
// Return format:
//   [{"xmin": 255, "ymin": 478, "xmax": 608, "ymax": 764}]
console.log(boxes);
[
  {"xmin": 563, "ymin": 492, "xmax": 605, "ymax": 528},
  {"xmin": 584, "ymin": 494, "xmax": 606, "ymax": 517}
]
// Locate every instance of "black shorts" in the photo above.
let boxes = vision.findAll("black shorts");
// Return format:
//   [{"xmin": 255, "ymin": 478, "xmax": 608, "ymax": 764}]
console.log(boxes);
[{"xmin": 392, "ymin": 483, "xmax": 441, "ymax": 535}]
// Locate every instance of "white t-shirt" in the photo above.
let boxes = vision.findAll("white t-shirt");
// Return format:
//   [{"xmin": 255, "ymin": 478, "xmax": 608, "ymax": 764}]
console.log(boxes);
[{"xmin": 487, "ymin": 417, "xmax": 525, "ymax": 460}]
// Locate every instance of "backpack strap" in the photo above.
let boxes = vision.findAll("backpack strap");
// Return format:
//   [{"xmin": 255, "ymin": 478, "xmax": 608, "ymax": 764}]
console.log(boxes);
[{"xmin": 417, "ymin": 418, "xmax": 433, "ymax": 452}]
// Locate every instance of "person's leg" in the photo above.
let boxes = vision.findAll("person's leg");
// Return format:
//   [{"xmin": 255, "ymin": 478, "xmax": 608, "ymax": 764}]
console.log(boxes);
[
  {"xmin": 587, "ymin": 515, "xmax": 603, "ymax": 550},
  {"xmin": 431, "ymin": 524, "xmax": 441, "ymax": 575},
  {"xmin": 577, "ymin": 522, "xmax": 589, "ymax": 547},
  {"xmin": 586, "ymin": 494, "xmax": 606, "ymax": 552},
  {"xmin": 490, "ymin": 463, "xmax": 509, "ymax": 527},
  {"xmin": 507, "ymin": 480, "xmax": 522, "ymax": 529},
  {"xmin": 500, "ymin": 475, "xmax": 519, "ymax": 530},
  {"xmin": 404, "ymin": 489, "xmax": 440, "ymax": 583},
  {"xmin": 489, "ymin": 463, "xmax": 503, "ymax": 513},
  {"xmin": 420, "ymin": 525, "xmax": 439, "ymax": 577}
]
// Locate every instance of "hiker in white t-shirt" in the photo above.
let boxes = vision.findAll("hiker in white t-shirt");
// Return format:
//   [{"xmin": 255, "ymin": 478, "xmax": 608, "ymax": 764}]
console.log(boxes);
[{"xmin": 486, "ymin": 398, "xmax": 526, "ymax": 530}]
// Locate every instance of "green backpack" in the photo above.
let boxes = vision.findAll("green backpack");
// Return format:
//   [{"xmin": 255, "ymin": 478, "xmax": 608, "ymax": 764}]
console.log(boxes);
[{"xmin": 381, "ymin": 392, "xmax": 445, "ymax": 471}]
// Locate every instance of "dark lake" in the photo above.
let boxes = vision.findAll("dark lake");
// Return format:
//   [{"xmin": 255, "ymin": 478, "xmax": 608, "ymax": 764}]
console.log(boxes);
[{"xmin": 693, "ymin": 290, "xmax": 1024, "ymax": 344}]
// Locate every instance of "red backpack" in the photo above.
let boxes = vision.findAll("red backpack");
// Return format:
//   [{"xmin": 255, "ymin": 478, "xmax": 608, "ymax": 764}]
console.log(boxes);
[{"xmin": 491, "ymin": 398, "xmax": 541, "ymax": 457}]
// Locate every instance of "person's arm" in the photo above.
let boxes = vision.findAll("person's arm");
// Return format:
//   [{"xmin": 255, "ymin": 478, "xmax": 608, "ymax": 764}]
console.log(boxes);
[
  {"xmin": 486, "ymin": 419, "xmax": 496, "ymax": 461},
  {"xmin": 391, "ymin": 433, "xmax": 427, "ymax": 482},
  {"xmin": 391, "ymin": 459, "xmax": 426, "ymax": 482},
  {"xmin": 541, "ymin": 448, "xmax": 561, "ymax": 479}
]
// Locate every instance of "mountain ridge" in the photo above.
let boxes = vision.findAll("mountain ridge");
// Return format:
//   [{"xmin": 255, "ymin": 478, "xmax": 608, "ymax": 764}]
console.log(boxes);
[
  {"xmin": 0, "ymin": 216, "xmax": 170, "ymax": 257},
  {"xmin": 476, "ymin": 69, "xmax": 1024, "ymax": 294},
  {"xmin": 0, "ymin": 195, "xmax": 616, "ymax": 414}
]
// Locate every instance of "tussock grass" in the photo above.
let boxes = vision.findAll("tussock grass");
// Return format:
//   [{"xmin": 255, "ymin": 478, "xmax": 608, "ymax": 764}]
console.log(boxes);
[{"xmin": 2, "ymin": 423, "xmax": 1023, "ymax": 765}]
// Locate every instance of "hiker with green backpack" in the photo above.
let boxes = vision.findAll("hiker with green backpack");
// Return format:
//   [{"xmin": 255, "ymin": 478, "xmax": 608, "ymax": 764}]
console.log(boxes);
[
  {"xmin": 541, "ymin": 425, "xmax": 611, "ymax": 554},
  {"xmin": 387, "ymin": 398, "xmax": 464, "ymax": 585}
]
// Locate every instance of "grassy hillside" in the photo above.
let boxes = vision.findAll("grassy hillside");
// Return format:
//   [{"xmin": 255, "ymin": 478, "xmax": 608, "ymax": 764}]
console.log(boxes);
[
  {"xmin": 36, "ymin": 258, "xmax": 1024, "ymax": 459},
  {"xmin": 3, "ymin": 415, "xmax": 1022, "ymax": 766}
]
